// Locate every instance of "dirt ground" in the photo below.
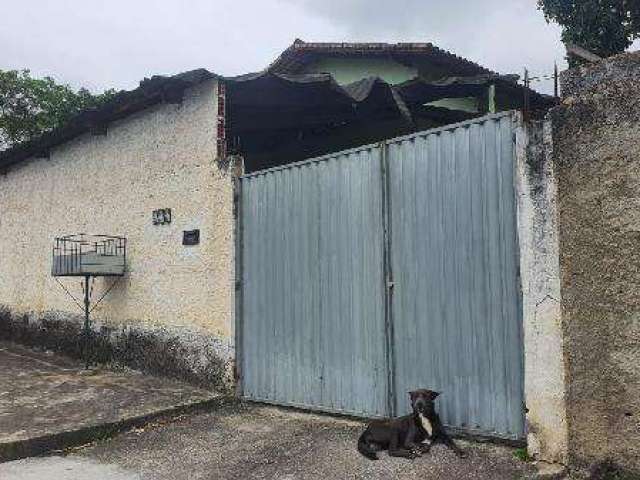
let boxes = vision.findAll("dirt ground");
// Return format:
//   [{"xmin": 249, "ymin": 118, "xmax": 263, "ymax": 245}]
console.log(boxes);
[{"xmin": 2, "ymin": 401, "xmax": 538, "ymax": 480}]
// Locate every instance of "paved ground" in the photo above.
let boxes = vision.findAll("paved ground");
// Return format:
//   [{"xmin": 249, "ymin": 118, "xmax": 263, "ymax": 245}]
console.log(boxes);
[
  {"xmin": 0, "ymin": 341, "xmax": 219, "ymax": 461},
  {"xmin": 1, "ymin": 402, "xmax": 537, "ymax": 480}
]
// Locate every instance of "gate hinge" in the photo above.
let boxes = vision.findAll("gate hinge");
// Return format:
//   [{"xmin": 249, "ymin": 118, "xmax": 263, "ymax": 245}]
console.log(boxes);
[
  {"xmin": 387, "ymin": 281, "xmax": 395, "ymax": 290},
  {"xmin": 235, "ymin": 280, "xmax": 242, "ymax": 291}
]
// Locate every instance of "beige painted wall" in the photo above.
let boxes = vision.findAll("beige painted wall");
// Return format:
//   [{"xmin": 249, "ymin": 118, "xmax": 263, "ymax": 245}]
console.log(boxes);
[{"xmin": 0, "ymin": 79, "xmax": 235, "ymax": 341}]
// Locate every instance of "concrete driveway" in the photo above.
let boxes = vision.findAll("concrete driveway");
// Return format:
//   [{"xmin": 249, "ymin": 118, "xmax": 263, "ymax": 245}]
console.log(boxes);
[
  {"xmin": 1, "ymin": 402, "xmax": 537, "ymax": 480},
  {"xmin": 0, "ymin": 341, "xmax": 219, "ymax": 462}
]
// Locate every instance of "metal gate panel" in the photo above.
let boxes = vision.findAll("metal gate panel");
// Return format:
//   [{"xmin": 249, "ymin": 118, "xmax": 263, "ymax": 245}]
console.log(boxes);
[
  {"xmin": 388, "ymin": 113, "xmax": 524, "ymax": 440},
  {"xmin": 239, "ymin": 147, "xmax": 390, "ymax": 417}
]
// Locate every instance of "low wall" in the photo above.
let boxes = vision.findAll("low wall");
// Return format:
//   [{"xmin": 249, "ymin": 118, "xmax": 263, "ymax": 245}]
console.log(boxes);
[{"xmin": 0, "ymin": 307, "xmax": 233, "ymax": 391}]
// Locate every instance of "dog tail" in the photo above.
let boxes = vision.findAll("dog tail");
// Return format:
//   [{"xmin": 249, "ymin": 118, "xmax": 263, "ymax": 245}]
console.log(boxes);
[{"xmin": 357, "ymin": 432, "xmax": 378, "ymax": 461}]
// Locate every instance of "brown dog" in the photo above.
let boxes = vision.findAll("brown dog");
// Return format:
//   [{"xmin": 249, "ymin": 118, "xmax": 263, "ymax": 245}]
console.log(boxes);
[{"xmin": 357, "ymin": 389, "xmax": 467, "ymax": 460}]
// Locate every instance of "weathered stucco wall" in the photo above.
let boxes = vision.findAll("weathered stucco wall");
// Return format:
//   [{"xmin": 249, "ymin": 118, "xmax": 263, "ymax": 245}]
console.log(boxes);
[
  {"xmin": 552, "ymin": 52, "xmax": 640, "ymax": 474},
  {"xmin": 515, "ymin": 114, "xmax": 568, "ymax": 465},
  {"xmin": 0, "ymin": 79, "xmax": 236, "ymax": 389}
]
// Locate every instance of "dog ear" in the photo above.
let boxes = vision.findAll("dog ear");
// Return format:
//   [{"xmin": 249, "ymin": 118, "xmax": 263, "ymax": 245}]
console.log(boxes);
[
  {"xmin": 408, "ymin": 391, "xmax": 416, "ymax": 401},
  {"xmin": 429, "ymin": 391, "xmax": 441, "ymax": 400}
]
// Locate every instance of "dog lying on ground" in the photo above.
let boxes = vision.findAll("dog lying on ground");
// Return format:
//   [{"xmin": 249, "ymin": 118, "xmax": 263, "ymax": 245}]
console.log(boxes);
[{"xmin": 357, "ymin": 389, "xmax": 467, "ymax": 460}]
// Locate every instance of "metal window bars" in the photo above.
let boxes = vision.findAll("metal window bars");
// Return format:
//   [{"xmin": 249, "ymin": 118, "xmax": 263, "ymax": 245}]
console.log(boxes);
[
  {"xmin": 52, "ymin": 234, "xmax": 126, "ymax": 277},
  {"xmin": 51, "ymin": 234, "xmax": 126, "ymax": 368}
]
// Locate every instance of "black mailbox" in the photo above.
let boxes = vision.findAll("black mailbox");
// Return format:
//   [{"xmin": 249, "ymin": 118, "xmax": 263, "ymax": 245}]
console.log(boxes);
[{"xmin": 183, "ymin": 229, "xmax": 200, "ymax": 246}]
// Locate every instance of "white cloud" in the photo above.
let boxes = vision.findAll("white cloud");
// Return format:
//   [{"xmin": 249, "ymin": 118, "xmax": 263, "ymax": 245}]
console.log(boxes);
[
  {"xmin": 4, "ymin": 0, "xmax": 634, "ymax": 95},
  {"xmin": 0, "ymin": 0, "xmax": 343, "ymax": 91},
  {"xmin": 282, "ymin": 0, "xmax": 567, "ymax": 93}
]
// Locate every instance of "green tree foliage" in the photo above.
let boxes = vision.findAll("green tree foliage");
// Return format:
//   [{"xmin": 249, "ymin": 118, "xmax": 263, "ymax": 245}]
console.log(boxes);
[
  {"xmin": 0, "ymin": 69, "xmax": 117, "ymax": 150},
  {"xmin": 538, "ymin": 0, "xmax": 640, "ymax": 65}
]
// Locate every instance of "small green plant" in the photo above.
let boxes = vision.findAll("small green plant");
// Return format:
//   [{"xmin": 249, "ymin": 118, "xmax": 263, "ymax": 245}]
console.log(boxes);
[{"xmin": 514, "ymin": 447, "xmax": 533, "ymax": 462}]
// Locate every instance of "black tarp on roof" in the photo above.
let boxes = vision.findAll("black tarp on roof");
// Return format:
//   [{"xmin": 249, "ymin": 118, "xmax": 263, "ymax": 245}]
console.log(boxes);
[
  {"xmin": 227, "ymin": 71, "xmax": 553, "ymax": 134},
  {"xmin": 227, "ymin": 72, "xmax": 414, "ymax": 134},
  {"xmin": 396, "ymin": 73, "xmax": 554, "ymax": 107}
]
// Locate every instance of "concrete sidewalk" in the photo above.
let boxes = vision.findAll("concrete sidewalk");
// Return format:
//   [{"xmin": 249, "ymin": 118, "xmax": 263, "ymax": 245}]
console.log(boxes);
[
  {"xmin": 0, "ymin": 341, "xmax": 221, "ymax": 462},
  {"xmin": 1, "ymin": 402, "xmax": 540, "ymax": 480}
]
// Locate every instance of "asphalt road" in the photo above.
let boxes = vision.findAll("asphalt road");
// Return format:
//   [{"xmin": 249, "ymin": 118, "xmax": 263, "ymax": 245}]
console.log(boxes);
[{"xmin": 0, "ymin": 402, "xmax": 537, "ymax": 480}]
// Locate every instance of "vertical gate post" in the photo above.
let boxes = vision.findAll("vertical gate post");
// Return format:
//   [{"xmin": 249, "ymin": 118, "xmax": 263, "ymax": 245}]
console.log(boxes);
[
  {"xmin": 83, "ymin": 274, "xmax": 91, "ymax": 369},
  {"xmin": 380, "ymin": 141, "xmax": 396, "ymax": 418},
  {"xmin": 233, "ymin": 176, "xmax": 244, "ymax": 396}
]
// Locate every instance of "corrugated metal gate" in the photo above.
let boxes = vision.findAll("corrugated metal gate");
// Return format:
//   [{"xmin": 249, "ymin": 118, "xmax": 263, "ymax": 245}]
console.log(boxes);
[
  {"xmin": 387, "ymin": 114, "xmax": 524, "ymax": 440},
  {"xmin": 237, "ymin": 148, "xmax": 391, "ymax": 417},
  {"xmin": 236, "ymin": 112, "xmax": 524, "ymax": 439}
]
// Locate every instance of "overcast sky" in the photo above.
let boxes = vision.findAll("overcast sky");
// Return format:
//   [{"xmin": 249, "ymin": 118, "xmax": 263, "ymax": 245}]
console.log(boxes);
[{"xmin": 2, "ymin": 0, "xmax": 638, "ymax": 95}]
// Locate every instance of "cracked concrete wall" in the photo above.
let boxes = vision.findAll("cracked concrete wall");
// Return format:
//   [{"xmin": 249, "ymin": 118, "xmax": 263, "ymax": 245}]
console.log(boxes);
[
  {"xmin": 552, "ymin": 52, "xmax": 640, "ymax": 473},
  {"xmin": 515, "ymin": 113, "xmax": 568, "ymax": 465},
  {"xmin": 0, "ymin": 79, "xmax": 236, "ymax": 390}
]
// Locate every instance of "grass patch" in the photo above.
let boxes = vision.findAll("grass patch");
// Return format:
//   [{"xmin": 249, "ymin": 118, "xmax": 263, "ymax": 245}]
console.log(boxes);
[{"xmin": 513, "ymin": 447, "xmax": 533, "ymax": 462}]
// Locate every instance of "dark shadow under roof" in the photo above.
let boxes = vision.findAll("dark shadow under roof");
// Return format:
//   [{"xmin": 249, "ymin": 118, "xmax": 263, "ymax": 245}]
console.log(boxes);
[{"xmin": 226, "ymin": 70, "xmax": 555, "ymax": 172}]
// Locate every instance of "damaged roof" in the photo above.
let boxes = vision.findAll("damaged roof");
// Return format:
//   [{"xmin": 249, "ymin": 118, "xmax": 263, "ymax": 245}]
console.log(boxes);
[
  {"xmin": 0, "ymin": 65, "xmax": 553, "ymax": 171},
  {"xmin": 226, "ymin": 70, "xmax": 552, "ymax": 133},
  {"xmin": 399, "ymin": 73, "xmax": 523, "ymax": 104},
  {"xmin": 269, "ymin": 39, "xmax": 496, "ymax": 77},
  {"xmin": 227, "ymin": 71, "xmax": 413, "ymax": 132}
]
